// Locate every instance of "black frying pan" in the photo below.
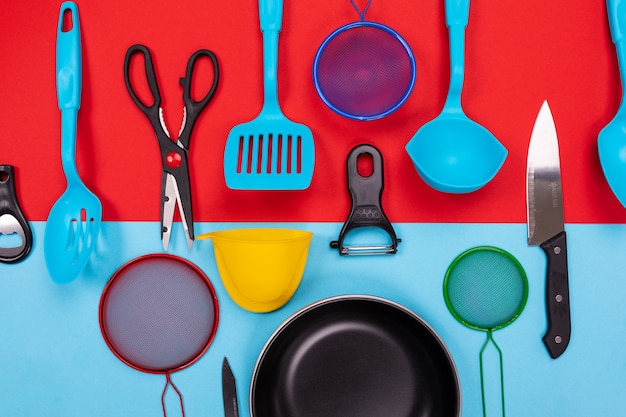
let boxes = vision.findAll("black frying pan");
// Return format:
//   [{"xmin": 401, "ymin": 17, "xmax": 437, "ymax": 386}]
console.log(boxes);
[{"xmin": 250, "ymin": 295, "xmax": 461, "ymax": 417}]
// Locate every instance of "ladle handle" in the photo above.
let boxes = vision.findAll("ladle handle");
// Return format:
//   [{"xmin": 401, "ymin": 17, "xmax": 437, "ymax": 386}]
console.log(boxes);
[
  {"xmin": 607, "ymin": 0, "xmax": 626, "ymax": 92},
  {"xmin": 444, "ymin": 0, "xmax": 469, "ymax": 111}
]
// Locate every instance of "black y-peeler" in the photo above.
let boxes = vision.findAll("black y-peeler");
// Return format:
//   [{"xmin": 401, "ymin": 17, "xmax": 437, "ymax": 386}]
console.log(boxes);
[{"xmin": 330, "ymin": 144, "xmax": 400, "ymax": 255}]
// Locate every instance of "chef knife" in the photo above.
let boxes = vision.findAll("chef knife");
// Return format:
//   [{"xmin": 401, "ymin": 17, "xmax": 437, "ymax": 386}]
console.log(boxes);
[
  {"xmin": 526, "ymin": 100, "xmax": 571, "ymax": 359},
  {"xmin": 222, "ymin": 357, "xmax": 240, "ymax": 417}
]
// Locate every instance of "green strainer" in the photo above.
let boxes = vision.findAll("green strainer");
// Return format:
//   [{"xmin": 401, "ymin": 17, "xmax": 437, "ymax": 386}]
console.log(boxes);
[{"xmin": 443, "ymin": 246, "xmax": 528, "ymax": 417}]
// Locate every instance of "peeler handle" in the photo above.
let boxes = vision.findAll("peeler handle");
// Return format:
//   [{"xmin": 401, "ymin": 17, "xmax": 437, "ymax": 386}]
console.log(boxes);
[
  {"xmin": 0, "ymin": 165, "xmax": 32, "ymax": 263},
  {"xmin": 330, "ymin": 144, "xmax": 399, "ymax": 255}
]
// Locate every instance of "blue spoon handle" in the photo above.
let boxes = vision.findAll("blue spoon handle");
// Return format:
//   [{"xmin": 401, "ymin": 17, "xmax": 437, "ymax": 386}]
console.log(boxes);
[
  {"xmin": 444, "ymin": 0, "xmax": 469, "ymax": 111},
  {"xmin": 56, "ymin": 1, "xmax": 81, "ymax": 182},
  {"xmin": 259, "ymin": 0, "xmax": 283, "ymax": 114},
  {"xmin": 607, "ymin": 0, "xmax": 626, "ymax": 93}
]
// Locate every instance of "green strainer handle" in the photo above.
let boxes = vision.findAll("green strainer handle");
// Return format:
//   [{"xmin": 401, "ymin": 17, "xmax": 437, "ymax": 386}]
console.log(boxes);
[{"xmin": 479, "ymin": 331, "xmax": 506, "ymax": 417}]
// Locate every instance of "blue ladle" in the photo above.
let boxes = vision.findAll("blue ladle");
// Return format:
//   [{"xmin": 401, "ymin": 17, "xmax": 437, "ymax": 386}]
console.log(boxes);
[
  {"xmin": 405, "ymin": 0, "xmax": 507, "ymax": 193},
  {"xmin": 598, "ymin": 0, "xmax": 626, "ymax": 207}
]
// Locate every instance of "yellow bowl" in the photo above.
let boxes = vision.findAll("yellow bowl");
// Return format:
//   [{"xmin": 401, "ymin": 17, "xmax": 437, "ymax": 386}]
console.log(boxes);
[{"xmin": 198, "ymin": 228, "xmax": 313, "ymax": 313}]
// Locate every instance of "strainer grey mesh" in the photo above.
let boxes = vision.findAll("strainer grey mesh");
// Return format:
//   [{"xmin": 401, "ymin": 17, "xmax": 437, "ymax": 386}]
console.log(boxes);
[{"xmin": 100, "ymin": 255, "xmax": 218, "ymax": 373}]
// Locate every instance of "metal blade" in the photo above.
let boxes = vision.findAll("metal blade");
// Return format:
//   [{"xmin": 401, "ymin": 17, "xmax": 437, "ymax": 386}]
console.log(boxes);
[
  {"xmin": 222, "ymin": 357, "xmax": 240, "ymax": 417},
  {"xmin": 526, "ymin": 100, "xmax": 565, "ymax": 246},
  {"xmin": 161, "ymin": 173, "xmax": 177, "ymax": 251}
]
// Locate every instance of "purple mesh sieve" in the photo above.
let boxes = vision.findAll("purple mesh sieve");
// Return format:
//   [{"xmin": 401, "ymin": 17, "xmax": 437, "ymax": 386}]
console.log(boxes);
[
  {"xmin": 99, "ymin": 254, "xmax": 219, "ymax": 417},
  {"xmin": 313, "ymin": 0, "xmax": 416, "ymax": 121}
]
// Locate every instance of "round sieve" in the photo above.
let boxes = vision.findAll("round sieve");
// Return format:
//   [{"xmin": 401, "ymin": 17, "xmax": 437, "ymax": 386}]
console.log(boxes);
[
  {"xmin": 313, "ymin": 0, "xmax": 416, "ymax": 121},
  {"xmin": 99, "ymin": 254, "xmax": 219, "ymax": 417},
  {"xmin": 443, "ymin": 246, "xmax": 528, "ymax": 417}
]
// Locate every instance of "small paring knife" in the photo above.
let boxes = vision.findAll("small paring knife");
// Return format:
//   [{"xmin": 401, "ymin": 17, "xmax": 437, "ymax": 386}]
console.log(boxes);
[
  {"xmin": 526, "ymin": 100, "xmax": 571, "ymax": 359},
  {"xmin": 222, "ymin": 357, "xmax": 240, "ymax": 417}
]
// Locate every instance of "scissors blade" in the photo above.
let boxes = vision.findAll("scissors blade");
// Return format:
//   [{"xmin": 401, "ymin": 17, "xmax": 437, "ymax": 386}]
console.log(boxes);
[
  {"xmin": 163, "ymin": 172, "xmax": 194, "ymax": 250},
  {"xmin": 162, "ymin": 173, "xmax": 177, "ymax": 251}
]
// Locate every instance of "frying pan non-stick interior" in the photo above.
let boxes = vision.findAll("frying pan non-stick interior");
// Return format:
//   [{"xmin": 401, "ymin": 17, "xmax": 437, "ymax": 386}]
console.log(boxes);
[{"xmin": 251, "ymin": 296, "xmax": 460, "ymax": 417}]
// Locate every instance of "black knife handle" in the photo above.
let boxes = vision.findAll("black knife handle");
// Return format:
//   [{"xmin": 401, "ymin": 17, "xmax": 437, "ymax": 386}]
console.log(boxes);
[{"xmin": 540, "ymin": 230, "xmax": 571, "ymax": 359}]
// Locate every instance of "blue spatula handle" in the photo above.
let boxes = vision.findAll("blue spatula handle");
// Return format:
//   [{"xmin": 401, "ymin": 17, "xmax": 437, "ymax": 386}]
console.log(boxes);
[
  {"xmin": 259, "ymin": 0, "xmax": 283, "ymax": 115},
  {"xmin": 57, "ymin": 1, "xmax": 81, "ymax": 111},
  {"xmin": 444, "ymin": 0, "xmax": 469, "ymax": 111},
  {"xmin": 607, "ymin": 0, "xmax": 626, "ymax": 92},
  {"xmin": 56, "ymin": 1, "xmax": 81, "ymax": 181}
]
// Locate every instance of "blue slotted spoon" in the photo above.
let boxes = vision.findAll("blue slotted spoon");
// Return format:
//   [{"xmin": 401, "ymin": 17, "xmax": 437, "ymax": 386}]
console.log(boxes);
[
  {"xmin": 44, "ymin": 1, "xmax": 102, "ymax": 284},
  {"xmin": 224, "ymin": 0, "xmax": 315, "ymax": 190}
]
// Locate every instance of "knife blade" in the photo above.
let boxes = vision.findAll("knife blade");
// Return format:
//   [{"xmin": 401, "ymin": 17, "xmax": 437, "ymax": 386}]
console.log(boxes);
[
  {"xmin": 222, "ymin": 357, "xmax": 240, "ymax": 417},
  {"xmin": 526, "ymin": 100, "xmax": 571, "ymax": 359}
]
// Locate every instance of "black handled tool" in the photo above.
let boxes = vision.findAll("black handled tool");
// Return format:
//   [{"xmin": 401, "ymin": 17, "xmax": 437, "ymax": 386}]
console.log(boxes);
[
  {"xmin": 0, "ymin": 165, "xmax": 32, "ymax": 263},
  {"xmin": 331, "ymin": 144, "xmax": 400, "ymax": 255}
]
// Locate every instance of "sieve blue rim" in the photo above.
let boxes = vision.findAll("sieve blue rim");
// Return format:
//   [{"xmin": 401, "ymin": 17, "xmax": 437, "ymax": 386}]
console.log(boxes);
[
  {"xmin": 312, "ymin": 20, "xmax": 417, "ymax": 121},
  {"xmin": 442, "ymin": 246, "xmax": 529, "ymax": 333}
]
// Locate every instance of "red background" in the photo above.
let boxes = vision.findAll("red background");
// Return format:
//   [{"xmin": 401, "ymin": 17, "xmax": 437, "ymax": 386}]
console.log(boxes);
[{"xmin": 1, "ymin": 0, "xmax": 623, "ymax": 223}]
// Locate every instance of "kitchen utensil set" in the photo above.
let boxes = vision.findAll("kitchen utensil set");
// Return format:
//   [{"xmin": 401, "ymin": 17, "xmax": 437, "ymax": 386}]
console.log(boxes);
[{"xmin": 16, "ymin": 0, "xmax": 626, "ymax": 415}]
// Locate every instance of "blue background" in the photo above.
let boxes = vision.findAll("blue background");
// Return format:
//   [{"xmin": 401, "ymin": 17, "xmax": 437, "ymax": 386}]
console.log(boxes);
[{"xmin": 1, "ymin": 222, "xmax": 624, "ymax": 416}]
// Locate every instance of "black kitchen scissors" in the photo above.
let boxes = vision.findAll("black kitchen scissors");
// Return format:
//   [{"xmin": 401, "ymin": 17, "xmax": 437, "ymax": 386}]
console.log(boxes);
[{"xmin": 124, "ymin": 44, "xmax": 219, "ymax": 250}]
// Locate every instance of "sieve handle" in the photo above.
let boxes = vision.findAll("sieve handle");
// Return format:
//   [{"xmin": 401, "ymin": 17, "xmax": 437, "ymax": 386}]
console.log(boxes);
[{"xmin": 540, "ymin": 230, "xmax": 571, "ymax": 359}]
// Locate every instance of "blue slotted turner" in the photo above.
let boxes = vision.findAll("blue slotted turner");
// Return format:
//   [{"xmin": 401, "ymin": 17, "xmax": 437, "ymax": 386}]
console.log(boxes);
[
  {"xmin": 224, "ymin": 0, "xmax": 315, "ymax": 190},
  {"xmin": 44, "ymin": 2, "xmax": 102, "ymax": 284}
]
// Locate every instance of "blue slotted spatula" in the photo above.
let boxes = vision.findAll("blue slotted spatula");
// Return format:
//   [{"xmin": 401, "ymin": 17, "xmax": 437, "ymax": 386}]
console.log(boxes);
[
  {"xmin": 224, "ymin": 0, "xmax": 315, "ymax": 190},
  {"xmin": 44, "ymin": 2, "xmax": 102, "ymax": 284}
]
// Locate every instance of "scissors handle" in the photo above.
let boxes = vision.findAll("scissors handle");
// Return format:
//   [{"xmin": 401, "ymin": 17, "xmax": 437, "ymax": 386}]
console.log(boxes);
[
  {"xmin": 124, "ymin": 44, "xmax": 162, "ymax": 118},
  {"xmin": 179, "ymin": 49, "xmax": 219, "ymax": 146}
]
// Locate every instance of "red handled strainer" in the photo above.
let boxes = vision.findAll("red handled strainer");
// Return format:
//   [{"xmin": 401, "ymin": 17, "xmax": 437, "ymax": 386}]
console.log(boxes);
[
  {"xmin": 313, "ymin": 0, "xmax": 416, "ymax": 121},
  {"xmin": 99, "ymin": 254, "xmax": 219, "ymax": 417}
]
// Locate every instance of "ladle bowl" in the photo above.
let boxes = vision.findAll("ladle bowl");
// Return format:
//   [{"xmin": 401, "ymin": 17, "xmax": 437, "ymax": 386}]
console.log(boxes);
[
  {"xmin": 407, "ymin": 112, "xmax": 507, "ymax": 193},
  {"xmin": 598, "ymin": 0, "xmax": 626, "ymax": 207},
  {"xmin": 405, "ymin": 0, "xmax": 506, "ymax": 193}
]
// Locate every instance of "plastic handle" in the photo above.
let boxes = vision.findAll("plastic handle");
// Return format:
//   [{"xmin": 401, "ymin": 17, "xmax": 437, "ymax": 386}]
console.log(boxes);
[
  {"xmin": 444, "ymin": 0, "xmax": 469, "ymax": 111},
  {"xmin": 540, "ymin": 230, "xmax": 571, "ymax": 359},
  {"xmin": 0, "ymin": 165, "xmax": 32, "ymax": 264},
  {"xmin": 445, "ymin": 0, "xmax": 469, "ymax": 28},
  {"xmin": 259, "ymin": 0, "xmax": 283, "ymax": 32},
  {"xmin": 56, "ymin": 1, "xmax": 81, "ymax": 110},
  {"xmin": 258, "ymin": 0, "xmax": 284, "ymax": 114},
  {"xmin": 607, "ymin": 0, "xmax": 626, "ymax": 93}
]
